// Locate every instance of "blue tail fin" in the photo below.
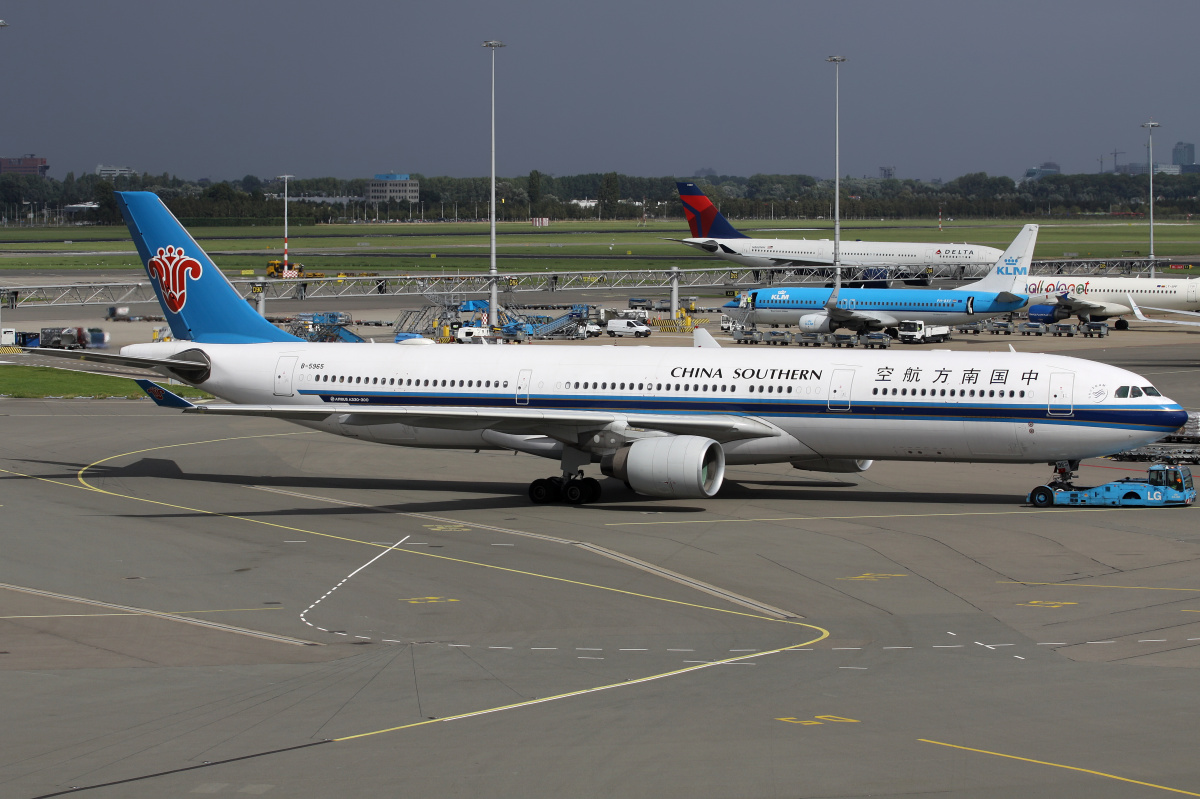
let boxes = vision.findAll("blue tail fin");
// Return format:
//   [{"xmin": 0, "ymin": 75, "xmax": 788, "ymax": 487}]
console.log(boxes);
[
  {"xmin": 116, "ymin": 192, "xmax": 300, "ymax": 344},
  {"xmin": 676, "ymin": 182, "xmax": 748, "ymax": 239}
]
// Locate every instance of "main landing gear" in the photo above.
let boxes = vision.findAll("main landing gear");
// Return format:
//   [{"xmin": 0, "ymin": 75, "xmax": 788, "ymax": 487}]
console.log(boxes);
[
  {"xmin": 529, "ymin": 445, "xmax": 604, "ymax": 505},
  {"xmin": 1030, "ymin": 459, "xmax": 1079, "ymax": 507},
  {"xmin": 528, "ymin": 475, "xmax": 603, "ymax": 505}
]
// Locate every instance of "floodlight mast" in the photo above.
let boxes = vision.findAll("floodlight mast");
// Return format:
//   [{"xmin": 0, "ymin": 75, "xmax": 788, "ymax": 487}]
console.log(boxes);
[
  {"xmin": 827, "ymin": 56, "xmax": 846, "ymax": 293},
  {"xmin": 277, "ymin": 175, "xmax": 294, "ymax": 272},
  {"xmin": 484, "ymin": 40, "xmax": 505, "ymax": 327},
  {"xmin": 1142, "ymin": 120, "xmax": 1160, "ymax": 279}
]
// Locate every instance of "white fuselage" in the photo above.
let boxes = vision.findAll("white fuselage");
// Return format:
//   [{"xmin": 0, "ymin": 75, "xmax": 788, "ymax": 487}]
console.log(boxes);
[
  {"xmin": 124, "ymin": 340, "xmax": 1184, "ymax": 466},
  {"xmin": 683, "ymin": 237, "xmax": 1004, "ymax": 269},
  {"xmin": 1027, "ymin": 275, "xmax": 1200, "ymax": 318}
]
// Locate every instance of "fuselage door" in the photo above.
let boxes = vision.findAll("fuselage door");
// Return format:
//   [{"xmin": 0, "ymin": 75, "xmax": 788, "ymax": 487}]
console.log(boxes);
[
  {"xmin": 274, "ymin": 356, "xmax": 298, "ymax": 397},
  {"xmin": 515, "ymin": 368, "xmax": 532, "ymax": 406},
  {"xmin": 1188, "ymin": 279, "xmax": 1197, "ymax": 305},
  {"xmin": 1048, "ymin": 372, "xmax": 1074, "ymax": 416},
  {"xmin": 827, "ymin": 368, "xmax": 854, "ymax": 411}
]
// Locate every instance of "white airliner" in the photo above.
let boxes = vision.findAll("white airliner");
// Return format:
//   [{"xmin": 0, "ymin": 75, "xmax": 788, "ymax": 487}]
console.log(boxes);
[
  {"xmin": 1026, "ymin": 274, "xmax": 1200, "ymax": 329},
  {"xmin": 29, "ymin": 192, "xmax": 1188, "ymax": 505},
  {"xmin": 675, "ymin": 182, "xmax": 1004, "ymax": 270}
]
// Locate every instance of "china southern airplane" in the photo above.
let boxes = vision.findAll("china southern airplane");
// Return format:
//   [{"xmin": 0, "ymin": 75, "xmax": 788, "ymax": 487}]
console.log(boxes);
[
  {"xmin": 732, "ymin": 225, "xmax": 1038, "ymax": 333},
  {"xmin": 673, "ymin": 181, "xmax": 1004, "ymax": 269},
  {"xmin": 29, "ymin": 192, "xmax": 1187, "ymax": 505},
  {"xmin": 1025, "ymin": 274, "xmax": 1200, "ymax": 329}
]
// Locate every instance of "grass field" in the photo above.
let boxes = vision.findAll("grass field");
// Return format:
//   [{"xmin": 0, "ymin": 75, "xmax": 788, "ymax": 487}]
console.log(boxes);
[
  {"xmin": 0, "ymin": 365, "xmax": 212, "ymax": 399},
  {"xmin": 1, "ymin": 217, "xmax": 1198, "ymax": 274}
]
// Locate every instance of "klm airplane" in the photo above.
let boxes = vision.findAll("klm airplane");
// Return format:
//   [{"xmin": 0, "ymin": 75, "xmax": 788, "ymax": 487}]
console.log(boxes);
[{"xmin": 732, "ymin": 225, "xmax": 1037, "ymax": 334}]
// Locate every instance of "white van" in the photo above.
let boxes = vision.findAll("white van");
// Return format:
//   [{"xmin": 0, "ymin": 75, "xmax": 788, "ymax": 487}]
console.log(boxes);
[{"xmin": 606, "ymin": 319, "xmax": 652, "ymax": 338}]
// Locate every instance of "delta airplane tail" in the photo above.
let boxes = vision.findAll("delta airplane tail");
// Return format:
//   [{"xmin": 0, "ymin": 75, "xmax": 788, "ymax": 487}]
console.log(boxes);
[
  {"xmin": 676, "ymin": 182, "xmax": 748, "ymax": 239},
  {"xmin": 116, "ymin": 191, "xmax": 299, "ymax": 344},
  {"xmin": 965, "ymin": 224, "xmax": 1038, "ymax": 297}
]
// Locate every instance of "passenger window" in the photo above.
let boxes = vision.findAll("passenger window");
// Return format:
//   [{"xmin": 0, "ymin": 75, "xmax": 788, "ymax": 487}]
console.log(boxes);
[
  {"xmin": 873, "ymin": 387, "xmax": 878, "ymax": 395},
  {"xmin": 786, "ymin": 386, "xmax": 792, "ymax": 394},
  {"xmin": 891, "ymin": 388, "xmax": 898, "ymax": 395},
  {"xmin": 1130, "ymin": 386, "xmax": 1143, "ymax": 398},
  {"xmin": 749, "ymin": 385, "xmax": 755, "ymax": 393},
  {"xmin": 920, "ymin": 389, "xmax": 927, "ymax": 396},
  {"xmin": 1019, "ymin": 390, "xmax": 1025, "ymax": 397},
  {"xmin": 503, "ymin": 381, "xmax": 509, "ymax": 388},
  {"xmin": 1115, "ymin": 386, "xmax": 1129, "ymax": 398},
  {"xmin": 969, "ymin": 389, "xmax": 975, "ymax": 397}
]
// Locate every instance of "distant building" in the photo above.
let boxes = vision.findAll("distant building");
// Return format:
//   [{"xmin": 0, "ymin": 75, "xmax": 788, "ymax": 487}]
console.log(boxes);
[
  {"xmin": 365, "ymin": 173, "xmax": 419, "ymax": 204},
  {"xmin": 0, "ymin": 154, "xmax": 49, "ymax": 177},
  {"xmin": 1172, "ymin": 142, "xmax": 1195, "ymax": 166},
  {"xmin": 1021, "ymin": 162, "xmax": 1061, "ymax": 182},
  {"xmin": 95, "ymin": 164, "xmax": 138, "ymax": 180},
  {"xmin": 879, "ymin": 166, "xmax": 896, "ymax": 180},
  {"xmin": 1117, "ymin": 163, "xmax": 1180, "ymax": 176}
]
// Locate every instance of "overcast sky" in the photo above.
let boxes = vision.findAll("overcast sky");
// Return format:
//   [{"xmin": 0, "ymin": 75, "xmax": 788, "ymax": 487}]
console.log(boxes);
[{"xmin": 2, "ymin": 0, "xmax": 1195, "ymax": 183}]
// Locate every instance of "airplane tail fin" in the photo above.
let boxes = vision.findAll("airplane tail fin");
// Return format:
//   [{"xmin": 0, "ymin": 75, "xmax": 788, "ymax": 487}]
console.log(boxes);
[
  {"xmin": 116, "ymin": 192, "xmax": 300, "ymax": 344},
  {"xmin": 966, "ymin": 224, "xmax": 1038, "ymax": 295},
  {"xmin": 676, "ymin": 182, "xmax": 748, "ymax": 239}
]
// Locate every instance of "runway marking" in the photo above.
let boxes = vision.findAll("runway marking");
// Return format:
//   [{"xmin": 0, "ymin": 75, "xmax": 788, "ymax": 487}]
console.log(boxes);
[
  {"xmin": 333, "ymin": 634, "xmax": 829, "ymax": 744},
  {"xmin": 248, "ymin": 485, "xmax": 799, "ymax": 619},
  {"xmin": 605, "ymin": 507, "xmax": 1131, "ymax": 527},
  {"xmin": 918, "ymin": 739, "xmax": 1200, "ymax": 796},
  {"xmin": 299, "ymin": 536, "xmax": 409, "ymax": 631},
  {"xmin": 0, "ymin": 608, "xmax": 281, "ymax": 619},
  {"xmin": 1002, "ymin": 581, "xmax": 1200, "ymax": 592},
  {"xmin": 1, "ymin": 443, "xmax": 807, "ymax": 632},
  {"xmin": 1018, "ymin": 600, "xmax": 1078, "ymax": 608},
  {"xmin": 0, "ymin": 582, "xmax": 316, "ymax": 646}
]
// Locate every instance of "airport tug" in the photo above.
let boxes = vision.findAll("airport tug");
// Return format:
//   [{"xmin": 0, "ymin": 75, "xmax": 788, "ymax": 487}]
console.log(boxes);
[{"xmin": 1028, "ymin": 462, "xmax": 1196, "ymax": 508}]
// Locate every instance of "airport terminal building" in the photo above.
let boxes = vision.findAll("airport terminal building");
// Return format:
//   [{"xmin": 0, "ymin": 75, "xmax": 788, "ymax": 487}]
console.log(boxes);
[{"xmin": 365, "ymin": 173, "xmax": 420, "ymax": 204}]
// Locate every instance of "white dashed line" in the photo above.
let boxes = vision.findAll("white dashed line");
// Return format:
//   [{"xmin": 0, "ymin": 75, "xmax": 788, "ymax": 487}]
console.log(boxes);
[
  {"xmin": 1138, "ymin": 639, "xmax": 1167, "ymax": 642},
  {"xmin": 839, "ymin": 666, "xmax": 867, "ymax": 670},
  {"xmin": 1037, "ymin": 642, "xmax": 1067, "ymax": 646},
  {"xmin": 620, "ymin": 648, "xmax": 648, "ymax": 651},
  {"xmin": 578, "ymin": 656, "xmax": 604, "ymax": 660},
  {"xmin": 531, "ymin": 647, "xmax": 557, "ymax": 650},
  {"xmin": 448, "ymin": 644, "xmax": 470, "ymax": 647},
  {"xmin": 489, "ymin": 646, "xmax": 513, "ymax": 649},
  {"xmin": 832, "ymin": 647, "xmax": 861, "ymax": 650},
  {"xmin": 933, "ymin": 645, "xmax": 963, "ymax": 648},
  {"xmin": 883, "ymin": 646, "xmax": 913, "ymax": 649},
  {"xmin": 1087, "ymin": 641, "xmax": 1116, "ymax": 644},
  {"xmin": 298, "ymin": 535, "xmax": 408, "ymax": 634}
]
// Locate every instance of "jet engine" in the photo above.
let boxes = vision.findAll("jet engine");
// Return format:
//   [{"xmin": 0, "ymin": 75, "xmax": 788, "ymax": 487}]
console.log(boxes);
[
  {"xmin": 1026, "ymin": 304, "xmax": 1072, "ymax": 324},
  {"xmin": 791, "ymin": 458, "xmax": 874, "ymax": 473},
  {"xmin": 601, "ymin": 435, "xmax": 725, "ymax": 498},
  {"xmin": 798, "ymin": 313, "xmax": 835, "ymax": 333}
]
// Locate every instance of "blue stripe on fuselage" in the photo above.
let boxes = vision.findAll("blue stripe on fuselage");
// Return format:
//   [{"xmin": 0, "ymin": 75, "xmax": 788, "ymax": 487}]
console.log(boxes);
[{"xmin": 299, "ymin": 390, "xmax": 1184, "ymax": 433}]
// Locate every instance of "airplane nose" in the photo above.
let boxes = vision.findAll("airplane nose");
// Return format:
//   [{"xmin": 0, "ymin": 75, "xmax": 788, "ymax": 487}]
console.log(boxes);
[{"xmin": 1163, "ymin": 404, "xmax": 1190, "ymax": 430}]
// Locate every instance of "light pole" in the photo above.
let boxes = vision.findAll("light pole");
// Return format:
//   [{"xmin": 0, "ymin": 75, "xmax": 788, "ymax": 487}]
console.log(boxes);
[
  {"xmin": 277, "ymin": 174, "xmax": 294, "ymax": 271},
  {"xmin": 1141, "ymin": 120, "xmax": 1160, "ymax": 279},
  {"xmin": 484, "ymin": 40, "xmax": 505, "ymax": 327},
  {"xmin": 827, "ymin": 55, "xmax": 846, "ymax": 292}
]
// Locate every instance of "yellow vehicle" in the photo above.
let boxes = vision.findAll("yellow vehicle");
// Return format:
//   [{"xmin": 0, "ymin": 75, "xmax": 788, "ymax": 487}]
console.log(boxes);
[{"xmin": 266, "ymin": 260, "xmax": 325, "ymax": 279}]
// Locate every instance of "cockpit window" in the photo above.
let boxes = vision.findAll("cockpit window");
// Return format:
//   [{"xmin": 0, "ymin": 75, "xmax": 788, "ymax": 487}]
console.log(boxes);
[
  {"xmin": 1142, "ymin": 386, "xmax": 1162, "ymax": 397},
  {"xmin": 1130, "ymin": 386, "xmax": 1144, "ymax": 398},
  {"xmin": 1114, "ymin": 386, "xmax": 1129, "ymax": 398}
]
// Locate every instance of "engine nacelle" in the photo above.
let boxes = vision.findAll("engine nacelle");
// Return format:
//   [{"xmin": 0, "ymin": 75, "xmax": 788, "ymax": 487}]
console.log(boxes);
[
  {"xmin": 602, "ymin": 435, "xmax": 725, "ymax": 498},
  {"xmin": 798, "ymin": 313, "xmax": 835, "ymax": 333},
  {"xmin": 1026, "ymin": 304, "xmax": 1071, "ymax": 324},
  {"xmin": 791, "ymin": 458, "xmax": 874, "ymax": 473}
]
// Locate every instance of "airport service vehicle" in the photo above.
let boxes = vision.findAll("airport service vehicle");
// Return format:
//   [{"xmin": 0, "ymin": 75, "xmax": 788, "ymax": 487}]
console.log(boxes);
[
  {"xmin": 38, "ymin": 327, "xmax": 88, "ymax": 349},
  {"xmin": 1082, "ymin": 322, "xmax": 1109, "ymax": 338},
  {"xmin": 455, "ymin": 326, "xmax": 493, "ymax": 343},
  {"xmin": 1, "ymin": 328, "xmax": 14, "ymax": 346},
  {"xmin": 897, "ymin": 321, "xmax": 951, "ymax": 344},
  {"xmin": 673, "ymin": 182, "xmax": 1003, "ymax": 271},
  {"xmin": 720, "ymin": 314, "xmax": 733, "ymax": 332},
  {"xmin": 30, "ymin": 192, "xmax": 1188, "ymax": 507},
  {"xmin": 1019, "ymin": 322, "xmax": 1047, "ymax": 336},
  {"xmin": 1025, "ymin": 275, "xmax": 1200, "ymax": 329},
  {"xmin": 606, "ymin": 319, "xmax": 651, "ymax": 337},
  {"xmin": 583, "ymin": 322, "xmax": 602, "ymax": 338},
  {"xmin": 725, "ymin": 225, "xmax": 1038, "ymax": 334},
  {"xmin": 1027, "ymin": 464, "xmax": 1195, "ymax": 508},
  {"xmin": 1051, "ymin": 323, "xmax": 1077, "ymax": 337},
  {"xmin": 628, "ymin": 297, "xmax": 651, "ymax": 310},
  {"xmin": 988, "ymin": 320, "xmax": 1015, "ymax": 335},
  {"xmin": 654, "ymin": 299, "xmax": 672, "ymax": 311}
]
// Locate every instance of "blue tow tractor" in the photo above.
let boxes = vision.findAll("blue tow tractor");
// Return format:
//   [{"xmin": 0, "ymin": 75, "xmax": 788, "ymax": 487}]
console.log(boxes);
[{"xmin": 1028, "ymin": 463, "xmax": 1196, "ymax": 508}]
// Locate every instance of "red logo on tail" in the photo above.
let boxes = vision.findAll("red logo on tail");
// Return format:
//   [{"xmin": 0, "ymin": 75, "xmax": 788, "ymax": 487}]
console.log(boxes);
[{"xmin": 147, "ymin": 245, "xmax": 203, "ymax": 314}]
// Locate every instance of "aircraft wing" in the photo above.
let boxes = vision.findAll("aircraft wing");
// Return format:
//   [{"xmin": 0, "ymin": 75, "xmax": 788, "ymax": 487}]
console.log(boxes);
[
  {"xmin": 135, "ymin": 380, "xmax": 780, "ymax": 444},
  {"xmin": 825, "ymin": 308, "xmax": 901, "ymax": 328},
  {"xmin": 1046, "ymin": 292, "xmax": 1110, "ymax": 313},
  {"xmin": 1128, "ymin": 295, "xmax": 1200, "ymax": 328}
]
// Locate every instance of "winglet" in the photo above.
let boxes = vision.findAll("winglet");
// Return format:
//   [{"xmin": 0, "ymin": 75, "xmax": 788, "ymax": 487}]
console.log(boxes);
[
  {"xmin": 1127, "ymin": 294, "xmax": 1151, "ymax": 322},
  {"xmin": 694, "ymin": 327, "xmax": 721, "ymax": 348},
  {"xmin": 136, "ymin": 379, "xmax": 196, "ymax": 408}
]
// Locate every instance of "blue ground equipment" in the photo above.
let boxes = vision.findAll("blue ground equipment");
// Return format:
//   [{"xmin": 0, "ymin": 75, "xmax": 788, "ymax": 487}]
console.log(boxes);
[{"xmin": 1028, "ymin": 464, "xmax": 1195, "ymax": 508}]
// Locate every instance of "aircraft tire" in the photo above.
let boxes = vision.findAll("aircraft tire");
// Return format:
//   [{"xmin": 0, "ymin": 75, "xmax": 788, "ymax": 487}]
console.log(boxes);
[
  {"xmin": 529, "ymin": 478, "xmax": 559, "ymax": 504},
  {"xmin": 1115, "ymin": 319, "xmax": 1130, "ymax": 331},
  {"xmin": 563, "ymin": 481, "xmax": 586, "ymax": 505},
  {"xmin": 581, "ymin": 477, "xmax": 602, "ymax": 504},
  {"xmin": 1030, "ymin": 486, "xmax": 1055, "ymax": 508}
]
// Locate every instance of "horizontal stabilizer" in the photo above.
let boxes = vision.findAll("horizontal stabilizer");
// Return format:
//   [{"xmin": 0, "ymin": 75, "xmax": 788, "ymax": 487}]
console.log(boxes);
[{"xmin": 135, "ymin": 379, "xmax": 196, "ymax": 408}]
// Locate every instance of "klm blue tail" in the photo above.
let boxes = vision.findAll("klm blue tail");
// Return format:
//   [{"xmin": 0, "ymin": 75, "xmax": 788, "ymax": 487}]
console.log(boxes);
[
  {"xmin": 676, "ymin": 182, "xmax": 748, "ymax": 239},
  {"xmin": 116, "ymin": 192, "xmax": 300, "ymax": 344}
]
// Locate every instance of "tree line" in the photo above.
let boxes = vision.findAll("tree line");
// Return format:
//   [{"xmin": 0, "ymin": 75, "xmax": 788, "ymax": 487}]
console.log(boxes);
[{"xmin": 2, "ymin": 168, "xmax": 1198, "ymax": 226}]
